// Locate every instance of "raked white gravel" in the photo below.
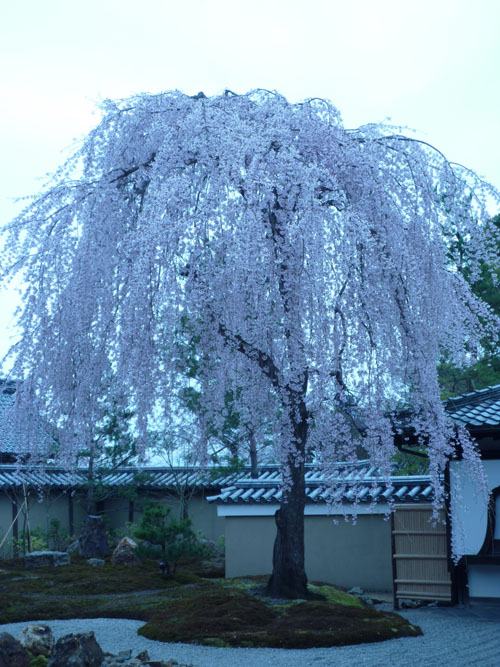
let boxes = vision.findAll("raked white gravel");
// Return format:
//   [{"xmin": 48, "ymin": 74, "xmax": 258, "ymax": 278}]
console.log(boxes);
[{"xmin": 2, "ymin": 604, "xmax": 500, "ymax": 667}]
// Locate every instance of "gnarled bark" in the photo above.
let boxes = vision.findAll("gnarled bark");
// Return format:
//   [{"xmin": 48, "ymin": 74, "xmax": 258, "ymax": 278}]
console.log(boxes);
[
  {"xmin": 266, "ymin": 497, "xmax": 307, "ymax": 598},
  {"xmin": 267, "ymin": 403, "xmax": 309, "ymax": 599}
]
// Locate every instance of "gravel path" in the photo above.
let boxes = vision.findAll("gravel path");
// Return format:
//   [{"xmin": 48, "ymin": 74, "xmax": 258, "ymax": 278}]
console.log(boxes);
[{"xmin": 2, "ymin": 603, "xmax": 500, "ymax": 666}]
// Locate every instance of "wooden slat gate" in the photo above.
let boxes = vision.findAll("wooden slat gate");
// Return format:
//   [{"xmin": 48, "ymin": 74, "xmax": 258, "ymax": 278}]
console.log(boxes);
[{"xmin": 391, "ymin": 504, "xmax": 452, "ymax": 608}]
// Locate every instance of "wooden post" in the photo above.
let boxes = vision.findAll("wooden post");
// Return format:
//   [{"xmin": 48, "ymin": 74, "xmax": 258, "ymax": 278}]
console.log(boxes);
[
  {"xmin": 454, "ymin": 557, "xmax": 469, "ymax": 606},
  {"xmin": 23, "ymin": 484, "xmax": 32, "ymax": 553},
  {"xmin": 12, "ymin": 495, "xmax": 19, "ymax": 556},
  {"xmin": 391, "ymin": 510, "xmax": 399, "ymax": 609},
  {"xmin": 68, "ymin": 494, "xmax": 74, "ymax": 537},
  {"xmin": 444, "ymin": 462, "xmax": 458, "ymax": 605},
  {"xmin": 2, "ymin": 496, "xmax": 26, "ymax": 556}
]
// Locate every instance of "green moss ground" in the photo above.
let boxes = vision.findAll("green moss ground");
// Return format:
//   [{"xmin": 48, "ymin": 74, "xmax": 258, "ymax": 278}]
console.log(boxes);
[{"xmin": 0, "ymin": 557, "xmax": 422, "ymax": 648}]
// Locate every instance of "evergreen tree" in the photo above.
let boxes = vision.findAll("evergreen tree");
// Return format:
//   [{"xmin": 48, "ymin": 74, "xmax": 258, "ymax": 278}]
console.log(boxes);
[{"xmin": 439, "ymin": 214, "xmax": 500, "ymax": 397}]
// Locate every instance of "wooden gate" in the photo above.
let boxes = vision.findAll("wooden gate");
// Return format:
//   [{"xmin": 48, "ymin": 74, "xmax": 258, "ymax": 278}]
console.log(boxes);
[{"xmin": 391, "ymin": 505, "xmax": 453, "ymax": 608}]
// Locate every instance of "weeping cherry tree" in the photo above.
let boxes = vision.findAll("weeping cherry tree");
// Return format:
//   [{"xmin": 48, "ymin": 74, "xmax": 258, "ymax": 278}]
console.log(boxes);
[{"xmin": 2, "ymin": 90, "xmax": 500, "ymax": 598}]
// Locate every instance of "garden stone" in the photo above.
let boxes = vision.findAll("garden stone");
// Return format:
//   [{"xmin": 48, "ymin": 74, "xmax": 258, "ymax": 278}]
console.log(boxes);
[
  {"xmin": 67, "ymin": 540, "xmax": 79, "ymax": 554},
  {"xmin": 347, "ymin": 586, "xmax": 373, "ymax": 605},
  {"xmin": 78, "ymin": 515, "xmax": 110, "ymax": 558},
  {"xmin": 17, "ymin": 624, "xmax": 54, "ymax": 657},
  {"xmin": 112, "ymin": 537, "xmax": 139, "ymax": 565},
  {"xmin": 199, "ymin": 538, "xmax": 224, "ymax": 570},
  {"xmin": 47, "ymin": 631, "xmax": 104, "ymax": 666},
  {"xmin": 401, "ymin": 598, "xmax": 422, "ymax": 608},
  {"xmin": 117, "ymin": 649, "xmax": 132, "ymax": 658},
  {"xmin": 87, "ymin": 558, "xmax": 105, "ymax": 566},
  {"xmin": 24, "ymin": 551, "xmax": 70, "ymax": 568},
  {"xmin": 109, "ymin": 648, "xmax": 132, "ymax": 662},
  {"xmin": 0, "ymin": 632, "xmax": 30, "ymax": 667},
  {"xmin": 199, "ymin": 538, "xmax": 223, "ymax": 558}
]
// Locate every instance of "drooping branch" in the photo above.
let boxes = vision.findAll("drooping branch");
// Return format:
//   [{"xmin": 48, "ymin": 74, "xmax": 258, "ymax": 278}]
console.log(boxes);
[
  {"xmin": 2, "ymin": 89, "xmax": 498, "ymax": 576},
  {"xmin": 217, "ymin": 320, "xmax": 281, "ymax": 391},
  {"xmin": 108, "ymin": 153, "xmax": 156, "ymax": 183}
]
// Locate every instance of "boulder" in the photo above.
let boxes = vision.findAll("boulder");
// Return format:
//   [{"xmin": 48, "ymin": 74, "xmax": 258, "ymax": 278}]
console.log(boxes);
[
  {"xmin": 116, "ymin": 649, "xmax": 132, "ymax": 660},
  {"xmin": 78, "ymin": 515, "xmax": 110, "ymax": 558},
  {"xmin": 199, "ymin": 538, "xmax": 223, "ymax": 558},
  {"xmin": 66, "ymin": 540, "xmax": 79, "ymax": 554},
  {"xmin": 24, "ymin": 551, "xmax": 70, "ymax": 568},
  {"xmin": 47, "ymin": 631, "xmax": 104, "ymax": 667},
  {"xmin": 17, "ymin": 624, "xmax": 54, "ymax": 657},
  {"xmin": 347, "ymin": 586, "xmax": 373, "ymax": 605},
  {"xmin": 0, "ymin": 632, "xmax": 30, "ymax": 667},
  {"xmin": 87, "ymin": 558, "xmax": 105, "ymax": 567},
  {"xmin": 199, "ymin": 538, "xmax": 225, "ymax": 570},
  {"xmin": 111, "ymin": 536, "xmax": 139, "ymax": 565}
]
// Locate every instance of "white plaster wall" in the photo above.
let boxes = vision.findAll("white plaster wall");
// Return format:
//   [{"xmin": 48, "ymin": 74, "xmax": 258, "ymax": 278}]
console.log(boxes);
[
  {"xmin": 496, "ymin": 495, "xmax": 500, "ymax": 540},
  {"xmin": 450, "ymin": 460, "xmax": 500, "ymax": 556},
  {"xmin": 217, "ymin": 503, "xmax": 391, "ymax": 517},
  {"xmin": 468, "ymin": 564, "xmax": 500, "ymax": 598},
  {"xmin": 0, "ymin": 495, "xmax": 14, "ymax": 554},
  {"xmin": 224, "ymin": 513, "xmax": 393, "ymax": 590}
]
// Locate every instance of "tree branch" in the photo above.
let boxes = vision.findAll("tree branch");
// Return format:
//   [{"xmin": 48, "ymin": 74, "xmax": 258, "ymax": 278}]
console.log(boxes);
[{"xmin": 217, "ymin": 321, "xmax": 281, "ymax": 391}]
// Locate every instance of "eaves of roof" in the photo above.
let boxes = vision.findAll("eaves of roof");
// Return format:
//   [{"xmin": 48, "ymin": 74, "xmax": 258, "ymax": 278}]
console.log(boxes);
[
  {"xmin": 444, "ymin": 383, "xmax": 500, "ymax": 430},
  {"xmin": 206, "ymin": 463, "xmax": 434, "ymax": 506},
  {"xmin": 207, "ymin": 481, "xmax": 433, "ymax": 506},
  {"xmin": 0, "ymin": 466, "xmax": 249, "ymax": 491}
]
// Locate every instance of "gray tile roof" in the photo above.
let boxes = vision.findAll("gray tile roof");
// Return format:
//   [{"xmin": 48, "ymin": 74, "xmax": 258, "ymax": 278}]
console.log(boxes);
[
  {"xmin": 0, "ymin": 465, "xmax": 248, "ymax": 491},
  {"xmin": 0, "ymin": 380, "xmax": 19, "ymax": 454},
  {"xmin": 3, "ymin": 381, "xmax": 498, "ymax": 504},
  {"xmin": 208, "ymin": 385, "xmax": 500, "ymax": 507},
  {"xmin": 0, "ymin": 462, "xmax": 433, "ymax": 505},
  {"xmin": 444, "ymin": 383, "xmax": 500, "ymax": 429},
  {"xmin": 207, "ymin": 462, "xmax": 434, "ymax": 506}
]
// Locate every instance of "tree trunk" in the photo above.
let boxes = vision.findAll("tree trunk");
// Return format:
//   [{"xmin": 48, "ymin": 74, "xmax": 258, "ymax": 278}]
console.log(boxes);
[
  {"xmin": 266, "ymin": 405, "xmax": 308, "ymax": 599},
  {"xmin": 249, "ymin": 428, "xmax": 259, "ymax": 478},
  {"xmin": 86, "ymin": 449, "xmax": 95, "ymax": 515},
  {"xmin": 180, "ymin": 491, "xmax": 189, "ymax": 520}
]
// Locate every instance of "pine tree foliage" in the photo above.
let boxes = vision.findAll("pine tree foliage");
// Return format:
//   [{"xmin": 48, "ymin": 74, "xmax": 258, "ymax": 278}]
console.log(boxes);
[
  {"xmin": 2, "ymin": 90, "xmax": 500, "ymax": 579},
  {"xmin": 438, "ymin": 213, "xmax": 500, "ymax": 397}
]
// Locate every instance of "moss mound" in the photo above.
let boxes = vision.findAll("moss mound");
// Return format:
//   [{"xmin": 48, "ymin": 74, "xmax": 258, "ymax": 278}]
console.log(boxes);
[
  {"xmin": 139, "ymin": 589, "xmax": 422, "ymax": 648},
  {"xmin": 0, "ymin": 558, "xmax": 200, "ymax": 597},
  {"xmin": 265, "ymin": 602, "xmax": 422, "ymax": 648},
  {"xmin": 308, "ymin": 582, "xmax": 365, "ymax": 606},
  {"xmin": 138, "ymin": 589, "xmax": 278, "ymax": 644},
  {"xmin": 1, "ymin": 558, "xmax": 422, "ymax": 648}
]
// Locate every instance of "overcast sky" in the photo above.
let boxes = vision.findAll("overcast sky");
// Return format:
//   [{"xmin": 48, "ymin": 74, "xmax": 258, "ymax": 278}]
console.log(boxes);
[{"xmin": 1, "ymin": 0, "xmax": 499, "ymax": 363}]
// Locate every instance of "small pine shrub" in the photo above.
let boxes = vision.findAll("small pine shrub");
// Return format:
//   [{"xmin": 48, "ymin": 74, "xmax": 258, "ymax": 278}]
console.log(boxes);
[
  {"xmin": 47, "ymin": 518, "xmax": 70, "ymax": 551},
  {"xmin": 29, "ymin": 655, "xmax": 48, "ymax": 667},
  {"xmin": 133, "ymin": 504, "xmax": 210, "ymax": 575}
]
